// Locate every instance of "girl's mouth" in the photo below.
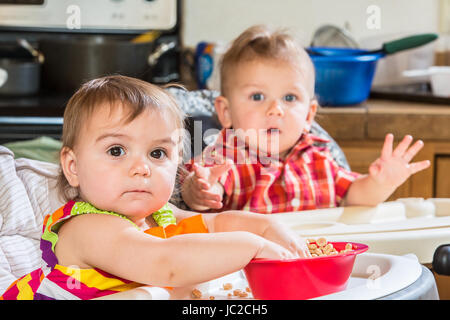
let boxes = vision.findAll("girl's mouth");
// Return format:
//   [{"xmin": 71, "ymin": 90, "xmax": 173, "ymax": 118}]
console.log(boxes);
[{"xmin": 124, "ymin": 190, "xmax": 152, "ymax": 195}]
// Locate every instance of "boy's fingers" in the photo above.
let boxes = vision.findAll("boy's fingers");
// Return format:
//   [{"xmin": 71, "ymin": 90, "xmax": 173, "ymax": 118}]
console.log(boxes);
[
  {"xmin": 194, "ymin": 177, "xmax": 210, "ymax": 190},
  {"xmin": 208, "ymin": 161, "xmax": 233, "ymax": 184},
  {"xmin": 380, "ymin": 133, "xmax": 394, "ymax": 160},
  {"xmin": 192, "ymin": 163, "xmax": 208, "ymax": 179},
  {"xmin": 200, "ymin": 189, "xmax": 222, "ymax": 202},
  {"xmin": 392, "ymin": 135, "xmax": 413, "ymax": 158},
  {"xmin": 201, "ymin": 200, "xmax": 223, "ymax": 209},
  {"xmin": 402, "ymin": 140, "xmax": 424, "ymax": 163},
  {"xmin": 408, "ymin": 160, "xmax": 431, "ymax": 175},
  {"xmin": 368, "ymin": 161, "xmax": 381, "ymax": 177}
]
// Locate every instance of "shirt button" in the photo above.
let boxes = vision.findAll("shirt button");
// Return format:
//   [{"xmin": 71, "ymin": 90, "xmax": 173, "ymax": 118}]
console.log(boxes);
[{"xmin": 291, "ymin": 198, "xmax": 300, "ymax": 207}]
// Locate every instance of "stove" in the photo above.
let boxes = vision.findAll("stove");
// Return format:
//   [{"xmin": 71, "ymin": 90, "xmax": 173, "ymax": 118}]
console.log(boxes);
[{"xmin": 0, "ymin": 0, "xmax": 181, "ymax": 144}]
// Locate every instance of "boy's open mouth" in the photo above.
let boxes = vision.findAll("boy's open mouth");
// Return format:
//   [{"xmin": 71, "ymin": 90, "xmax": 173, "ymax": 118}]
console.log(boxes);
[{"xmin": 266, "ymin": 128, "xmax": 281, "ymax": 135}]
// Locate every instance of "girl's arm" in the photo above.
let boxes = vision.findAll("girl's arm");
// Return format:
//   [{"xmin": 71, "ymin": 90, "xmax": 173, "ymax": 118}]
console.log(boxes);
[
  {"xmin": 56, "ymin": 213, "xmax": 292, "ymax": 288},
  {"xmin": 170, "ymin": 204, "xmax": 309, "ymax": 257},
  {"xmin": 169, "ymin": 203, "xmax": 271, "ymax": 234}
]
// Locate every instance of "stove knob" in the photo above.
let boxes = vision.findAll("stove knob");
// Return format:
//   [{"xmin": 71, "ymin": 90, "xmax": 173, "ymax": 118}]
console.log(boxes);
[{"xmin": 432, "ymin": 244, "xmax": 450, "ymax": 276}]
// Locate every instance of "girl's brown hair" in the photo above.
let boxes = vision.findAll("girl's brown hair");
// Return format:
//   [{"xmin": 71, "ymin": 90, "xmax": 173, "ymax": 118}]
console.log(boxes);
[
  {"xmin": 219, "ymin": 24, "xmax": 315, "ymax": 96},
  {"xmin": 57, "ymin": 75, "xmax": 186, "ymax": 202}
]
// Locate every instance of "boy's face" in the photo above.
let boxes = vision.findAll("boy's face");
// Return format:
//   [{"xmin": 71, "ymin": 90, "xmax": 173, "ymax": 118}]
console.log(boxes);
[
  {"xmin": 215, "ymin": 58, "xmax": 317, "ymax": 158},
  {"xmin": 61, "ymin": 103, "xmax": 180, "ymax": 223}
]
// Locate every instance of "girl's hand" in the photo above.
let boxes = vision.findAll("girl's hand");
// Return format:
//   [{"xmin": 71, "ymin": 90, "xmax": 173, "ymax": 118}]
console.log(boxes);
[
  {"xmin": 255, "ymin": 238, "xmax": 299, "ymax": 260},
  {"xmin": 262, "ymin": 220, "xmax": 311, "ymax": 258},
  {"xmin": 369, "ymin": 134, "xmax": 430, "ymax": 188},
  {"xmin": 181, "ymin": 161, "xmax": 233, "ymax": 211}
]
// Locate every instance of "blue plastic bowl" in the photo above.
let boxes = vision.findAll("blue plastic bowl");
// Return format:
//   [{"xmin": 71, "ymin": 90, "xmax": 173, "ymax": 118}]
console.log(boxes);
[{"xmin": 308, "ymin": 47, "xmax": 385, "ymax": 106}]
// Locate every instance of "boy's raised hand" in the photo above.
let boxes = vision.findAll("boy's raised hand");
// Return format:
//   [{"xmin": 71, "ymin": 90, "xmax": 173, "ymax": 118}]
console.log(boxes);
[
  {"xmin": 368, "ymin": 133, "xmax": 430, "ymax": 188},
  {"xmin": 182, "ymin": 160, "xmax": 233, "ymax": 211}
]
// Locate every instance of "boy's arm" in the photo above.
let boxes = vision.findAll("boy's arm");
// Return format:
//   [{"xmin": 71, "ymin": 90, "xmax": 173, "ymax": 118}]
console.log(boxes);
[
  {"xmin": 181, "ymin": 161, "xmax": 231, "ymax": 211},
  {"xmin": 342, "ymin": 174, "xmax": 394, "ymax": 206},
  {"xmin": 343, "ymin": 134, "xmax": 430, "ymax": 206}
]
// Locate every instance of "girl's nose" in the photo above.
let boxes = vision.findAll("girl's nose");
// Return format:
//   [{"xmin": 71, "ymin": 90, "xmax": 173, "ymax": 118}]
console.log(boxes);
[
  {"xmin": 266, "ymin": 100, "xmax": 284, "ymax": 117},
  {"xmin": 130, "ymin": 158, "xmax": 151, "ymax": 177}
]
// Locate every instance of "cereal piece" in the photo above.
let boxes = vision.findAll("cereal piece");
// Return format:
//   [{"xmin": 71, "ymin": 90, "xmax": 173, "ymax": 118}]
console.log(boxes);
[
  {"xmin": 191, "ymin": 288, "xmax": 202, "ymax": 299},
  {"xmin": 223, "ymin": 283, "xmax": 233, "ymax": 290},
  {"xmin": 209, "ymin": 296, "xmax": 215, "ymax": 300},
  {"xmin": 227, "ymin": 293, "xmax": 233, "ymax": 298},
  {"xmin": 238, "ymin": 291, "xmax": 248, "ymax": 298},
  {"xmin": 316, "ymin": 237, "xmax": 327, "ymax": 247},
  {"xmin": 233, "ymin": 289, "xmax": 242, "ymax": 296},
  {"xmin": 306, "ymin": 239, "xmax": 356, "ymax": 257},
  {"xmin": 245, "ymin": 287, "xmax": 251, "ymax": 293},
  {"xmin": 324, "ymin": 243, "xmax": 333, "ymax": 254}
]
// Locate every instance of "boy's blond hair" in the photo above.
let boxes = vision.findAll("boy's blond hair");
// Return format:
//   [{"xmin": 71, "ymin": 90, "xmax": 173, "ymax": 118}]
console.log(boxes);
[
  {"xmin": 57, "ymin": 75, "xmax": 186, "ymax": 202},
  {"xmin": 219, "ymin": 25, "xmax": 315, "ymax": 96}
]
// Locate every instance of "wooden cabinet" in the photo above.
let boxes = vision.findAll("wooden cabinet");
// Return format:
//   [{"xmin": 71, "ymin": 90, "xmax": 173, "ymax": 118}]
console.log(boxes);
[
  {"xmin": 436, "ymin": 156, "xmax": 450, "ymax": 197},
  {"xmin": 316, "ymin": 100, "xmax": 450, "ymax": 200}
]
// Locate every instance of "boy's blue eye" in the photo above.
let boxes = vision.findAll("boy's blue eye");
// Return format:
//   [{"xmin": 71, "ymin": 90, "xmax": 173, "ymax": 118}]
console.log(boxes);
[
  {"xmin": 150, "ymin": 149, "xmax": 167, "ymax": 160},
  {"xmin": 250, "ymin": 93, "xmax": 264, "ymax": 101},
  {"xmin": 283, "ymin": 94, "xmax": 297, "ymax": 102},
  {"xmin": 108, "ymin": 146, "xmax": 125, "ymax": 157}
]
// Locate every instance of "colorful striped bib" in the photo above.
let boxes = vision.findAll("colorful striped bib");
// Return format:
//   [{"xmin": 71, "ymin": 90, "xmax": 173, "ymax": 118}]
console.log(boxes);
[{"xmin": 0, "ymin": 200, "xmax": 207, "ymax": 300}]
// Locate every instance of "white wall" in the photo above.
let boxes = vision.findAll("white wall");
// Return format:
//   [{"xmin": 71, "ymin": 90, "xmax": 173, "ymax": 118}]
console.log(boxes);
[{"xmin": 181, "ymin": 0, "xmax": 440, "ymax": 48}]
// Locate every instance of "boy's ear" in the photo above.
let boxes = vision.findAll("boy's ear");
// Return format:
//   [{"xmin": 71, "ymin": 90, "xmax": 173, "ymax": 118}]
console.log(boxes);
[
  {"xmin": 306, "ymin": 99, "xmax": 318, "ymax": 126},
  {"xmin": 214, "ymin": 96, "xmax": 232, "ymax": 128},
  {"xmin": 60, "ymin": 147, "xmax": 80, "ymax": 187}
]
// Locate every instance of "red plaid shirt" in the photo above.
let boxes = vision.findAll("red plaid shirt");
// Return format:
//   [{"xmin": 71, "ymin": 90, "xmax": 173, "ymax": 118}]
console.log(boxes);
[{"xmin": 186, "ymin": 129, "xmax": 360, "ymax": 214}]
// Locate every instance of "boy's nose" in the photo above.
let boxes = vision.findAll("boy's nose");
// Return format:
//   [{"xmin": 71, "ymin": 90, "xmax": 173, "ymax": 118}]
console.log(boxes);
[
  {"xmin": 130, "ymin": 158, "xmax": 151, "ymax": 177},
  {"xmin": 266, "ymin": 100, "xmax": 284, "ymax": 117}
]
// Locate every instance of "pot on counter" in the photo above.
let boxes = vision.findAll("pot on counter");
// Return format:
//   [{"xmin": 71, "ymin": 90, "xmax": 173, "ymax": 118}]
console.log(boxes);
[
  {"xmin": 0, "ymin": 39, "xmax": 44, "ymax": 96},
  {"xmin": 39, "ymin": 34, "xmax": 176, "ymax": 93}
]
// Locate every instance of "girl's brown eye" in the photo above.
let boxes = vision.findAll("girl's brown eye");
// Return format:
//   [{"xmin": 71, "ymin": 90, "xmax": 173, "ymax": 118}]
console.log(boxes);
[
  {"xmin": 108, "ymin": 146, "xmax": 124, "ymax": 157},
  {"xmin": 150, "ymin": 149, "xmax": 167, "ymax": 159}
]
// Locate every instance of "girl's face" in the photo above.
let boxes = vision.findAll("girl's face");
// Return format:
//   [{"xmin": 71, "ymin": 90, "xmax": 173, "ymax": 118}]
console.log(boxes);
[{"xmin": 61, "ymin": 103, "xmax": 180, "ymax": 224}]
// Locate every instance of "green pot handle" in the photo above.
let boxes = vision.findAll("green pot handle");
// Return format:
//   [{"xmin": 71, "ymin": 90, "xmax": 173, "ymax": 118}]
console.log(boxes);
[{"xmin": 383, "ymin": 33, "xmax": 438, "ymax": 55}]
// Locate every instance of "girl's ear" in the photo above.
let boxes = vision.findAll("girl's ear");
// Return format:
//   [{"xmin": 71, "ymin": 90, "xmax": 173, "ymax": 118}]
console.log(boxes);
[
  {"xmin": 214, "ymin": 96, "xmax": 233, "ymax": 128},
  {"xmin": 60, "ymin": 147, "xmax": 80, "ymax": 187}
]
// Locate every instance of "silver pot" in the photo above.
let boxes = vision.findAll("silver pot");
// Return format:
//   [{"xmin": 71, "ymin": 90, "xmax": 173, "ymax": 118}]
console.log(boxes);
[
  {"xmin": 0, "ymin": 39, "xmax": 44, "ymax": 96},
  {"xmin": 39, "ymin": 34, "xmax": 176, "ymax": 93}
]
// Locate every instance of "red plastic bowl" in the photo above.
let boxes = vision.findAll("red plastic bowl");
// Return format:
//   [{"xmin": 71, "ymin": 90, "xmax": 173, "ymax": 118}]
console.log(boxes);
[{"xmin": 243, "ymin": 242, "xmax": 368, "ymax": 300}]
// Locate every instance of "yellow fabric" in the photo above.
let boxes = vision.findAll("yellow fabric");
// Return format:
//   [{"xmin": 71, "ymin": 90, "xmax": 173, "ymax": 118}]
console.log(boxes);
[
  {"xmin": 16, "ymin": 273, "xmax": 34, "ymax": 300},
  {"xmin": 54, "ymin": 265, "xmax": 142, "ymax": 292}
]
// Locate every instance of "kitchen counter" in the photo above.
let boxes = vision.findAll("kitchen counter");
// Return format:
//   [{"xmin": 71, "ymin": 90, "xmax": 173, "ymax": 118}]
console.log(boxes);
[
  {"xmin": 316, "ymin": 99, "xmax": 450, "ymax": 199},
  {"xmin": 317, "ymin": 99, "xmax": 450, "ymax": 141}
]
